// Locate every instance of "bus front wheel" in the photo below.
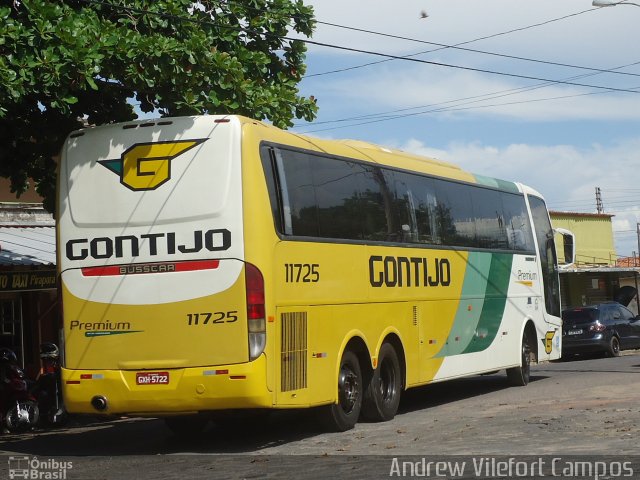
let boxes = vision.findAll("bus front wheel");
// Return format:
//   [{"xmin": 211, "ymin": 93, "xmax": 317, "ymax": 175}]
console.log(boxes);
[
  {"xmin": 362, "ymin": 343, "xmax": 402, "ymax": 422},
  {"xmin": 507, "ymin": 331, "xmax": 531, "ymax": 386},
  {"xmin": 324, "ymin": 350, "xmax": 362, "ymax": 432}
]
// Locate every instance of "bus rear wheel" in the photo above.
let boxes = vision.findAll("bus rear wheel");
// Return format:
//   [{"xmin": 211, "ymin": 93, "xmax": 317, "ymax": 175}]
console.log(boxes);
[
  {"xmin": 362, "ymin": 343, "xmax": 402, "ymax": 422},
  {"xmin": 324, "ymin": 350, "xmax": 362, "ymax": 432},
  {"xmin": 507, "ymin": 331, "xmax": 531, "ymax": 386}
]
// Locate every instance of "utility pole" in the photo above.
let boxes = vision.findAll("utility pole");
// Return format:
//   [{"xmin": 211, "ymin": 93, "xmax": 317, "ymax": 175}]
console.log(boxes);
[
  {"xmin": 637, "ymin": 223, "xmax": 640, "ymax": 267},
  {"xmin": 595, "ymin": 187, "xmax": 604, "ymax": 214}
]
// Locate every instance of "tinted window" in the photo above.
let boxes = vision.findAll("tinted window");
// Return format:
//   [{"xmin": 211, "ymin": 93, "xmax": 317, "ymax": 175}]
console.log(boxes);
[
  {"xmin": 433, "ymin": 179, "xmax": 475, "ymax": 247},
  {"xmin": 312, "ymin": 155, "xmax": 373, "ymax": 240},
  {"xmin": 264, "ymin": 145, "xmax": 536, "ymax": 253},
  {"xmin": 392, "ymin": 171, "xmax": 439, "ymax": 244},
  {"xmin": 562, "ymin": 308, "xmax": 599, "ymax": 323},
  {"xmin": 279, "ymin": 150, "xmax": 320, "ymax": 237},
  {"xmin": 617, "ymin": 305, "xmax": 635, "ymax": 321},
  {"xmin": 502, "ymin": 192, "xmax": 536, "ymax": 251},
  {"xmin": 529, "ymin": 195, "xmax": 560, "ymax": 317}
]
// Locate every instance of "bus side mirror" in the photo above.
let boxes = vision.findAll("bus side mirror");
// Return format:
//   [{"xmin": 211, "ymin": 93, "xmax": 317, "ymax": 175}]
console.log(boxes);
[{"xmin": 554, "ymin": 228, "xmax": 575, "ymax": 268}]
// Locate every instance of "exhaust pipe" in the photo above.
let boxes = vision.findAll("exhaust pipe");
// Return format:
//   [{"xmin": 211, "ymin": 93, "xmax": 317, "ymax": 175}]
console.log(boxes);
[{"xmin": 91, "ymin": 395, "xmax": 108, "ymax": 411}]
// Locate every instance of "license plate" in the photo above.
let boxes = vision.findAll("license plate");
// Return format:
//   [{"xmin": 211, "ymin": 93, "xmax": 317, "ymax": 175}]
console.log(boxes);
[
  {"xmin": 567, "ymin": 329, "xmax": 583, "ymax": 336},
  {"xmin": 136, "ymin": 372, "xmax": 169, "ymax": 385}
]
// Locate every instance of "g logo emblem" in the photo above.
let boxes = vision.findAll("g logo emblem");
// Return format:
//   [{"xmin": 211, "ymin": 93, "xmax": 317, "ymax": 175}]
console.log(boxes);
[
  {"xmin": 99, "ymin": 140, "xmax": 206, "ymax": 191},
  {"xmin": 544, "ymin": 331, "xmax": 556, "ymax": 354}
]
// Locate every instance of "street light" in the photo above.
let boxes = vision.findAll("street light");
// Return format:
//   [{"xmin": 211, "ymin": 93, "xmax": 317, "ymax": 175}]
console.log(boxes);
[{"xmin": 593, "ymin": 0, "xmax": 640, "ymax": 6}]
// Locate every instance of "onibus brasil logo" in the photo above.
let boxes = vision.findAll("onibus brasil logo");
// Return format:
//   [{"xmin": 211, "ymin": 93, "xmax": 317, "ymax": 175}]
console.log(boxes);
[
  {"xmin": 8, "ymin": 456, "xmax": 73, "ymax": 479},
  {"xmin": 98, "ymin": 139, "xmax": 206, "ymax": 191}
]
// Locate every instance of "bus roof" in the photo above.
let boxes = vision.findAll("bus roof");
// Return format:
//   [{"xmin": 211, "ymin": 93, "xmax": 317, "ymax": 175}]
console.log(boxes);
[
  {"xmin": 67, "ymin": 114, "xmax": 536, "ymax": 197},
  {"xmin": 241, "ymin": 116, "xmax": 528, "ymax": 195}
]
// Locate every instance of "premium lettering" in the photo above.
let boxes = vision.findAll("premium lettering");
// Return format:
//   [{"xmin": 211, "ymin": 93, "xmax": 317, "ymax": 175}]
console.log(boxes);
[
  {"xmin": 69, "ymin": 320, "xmax": 131, "ymax": 331},
  {"xmin": 66, "ymin": 229, "xmax": 231, "ymax": 261}
]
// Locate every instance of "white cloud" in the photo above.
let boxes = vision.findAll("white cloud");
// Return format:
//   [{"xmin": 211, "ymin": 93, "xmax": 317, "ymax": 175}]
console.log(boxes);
[
  {"xmin": 398, "ymin": 138, "xmax": 640, "ymax": 256},
  {"xmin": 301, "ymin": 0, "xmax": 640, "ymax": 124},
  {"xmin": 306, "ymin": 0, "xmax": 639, "ymax": 66},
  {"xmin": 296, "ymin": 0, "xmax": 640, "ymax": 257},
  {"xmin": 306, "ymin": 67, "xmax": 640, "ymax": 123}
]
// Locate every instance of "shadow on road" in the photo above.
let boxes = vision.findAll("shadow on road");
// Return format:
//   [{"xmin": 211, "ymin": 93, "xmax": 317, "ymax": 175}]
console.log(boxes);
[
  {"xmin": 397, "ymin": 372, "xmax": 546, "ymax": 415},
  {"xmin": 0, "ymin": 373, "xmax": 547, "ymax": 456}
]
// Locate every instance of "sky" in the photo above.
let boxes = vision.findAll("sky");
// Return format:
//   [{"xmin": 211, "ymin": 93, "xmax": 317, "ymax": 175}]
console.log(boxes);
[{"xmin": 289, "ymin": 0, "xmax": 640, "ymax": 260}]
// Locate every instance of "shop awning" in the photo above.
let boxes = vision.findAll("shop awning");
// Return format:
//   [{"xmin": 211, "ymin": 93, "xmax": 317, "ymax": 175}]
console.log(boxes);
[{"xmin": 0, "ymin": 226, "xmax": 56, "ymax": 266}]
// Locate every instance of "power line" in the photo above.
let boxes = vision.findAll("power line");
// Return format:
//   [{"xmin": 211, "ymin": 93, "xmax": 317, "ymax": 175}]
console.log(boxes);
[
  {"xmin": 308, "ymin": 7, "xmax": 607, "ymax": 78},
  {"xmin": 293, "ymin": 86, "xmax": 637, "ymax": 134},
  {"xmin": 79, "ymin": 0, "xmax": 640, "ymax": 98},
  {"xmin": 75, "ymin": 0, "xmax": 640, "ymax": 140},
  {"xmin": 309, "ymin": 16, "xmax": 640, "ymax": 80},
  {"xmin": 295, "ymin": 59, "xmax": 640, "ymax": 130},
  {"xmin": 299, "ymin": 39, "xmax": 640, "ymax": 95}
]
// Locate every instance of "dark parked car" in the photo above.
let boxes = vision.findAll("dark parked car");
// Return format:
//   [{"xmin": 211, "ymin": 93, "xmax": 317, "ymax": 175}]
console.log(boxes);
[{"xmin": 562, "ymin": 302, "xmax": 640, "ymax": 358}]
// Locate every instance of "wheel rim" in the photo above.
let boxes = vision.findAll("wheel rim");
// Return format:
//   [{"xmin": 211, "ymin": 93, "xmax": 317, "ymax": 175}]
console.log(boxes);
[
  {"xmin": 612, "ymin": 338, "xmax": 620, "ymax": 355},
  {"xmin": 379, "ymin": 357, "xmax": 397, "ymax": 405},
  {"xmin": 338, "ymin": 363, "xmax": 359, "ymax": 414},
  {"xmin": 5, "ymin": 402, "xmax": 37, "ymax": 430},
  {"xmin": 522, "ymin": 339, "xmax": 531, "ymax": 381},
  {"xmin": 5, "ymin": 407, "xmax": 19, "ymax": 430}
]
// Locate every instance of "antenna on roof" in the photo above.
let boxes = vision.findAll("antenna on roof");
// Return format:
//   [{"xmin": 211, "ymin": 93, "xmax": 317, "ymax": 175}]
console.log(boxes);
[{"xmin": 595, "ymin": 187, "xmax": 604, "ymax": 214}]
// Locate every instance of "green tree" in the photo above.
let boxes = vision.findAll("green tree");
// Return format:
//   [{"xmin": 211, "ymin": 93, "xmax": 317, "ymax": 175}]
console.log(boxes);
[{"xmin": 0, "ymin": 0, "xmax": 318, "ymax": 211}]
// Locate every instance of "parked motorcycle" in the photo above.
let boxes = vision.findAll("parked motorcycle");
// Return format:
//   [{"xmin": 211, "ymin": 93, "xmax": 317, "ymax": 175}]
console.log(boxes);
[
  {"xmin": 31, "ymin": 343, "xmax": 67, "ymax": 426},
  {"xmin": 0, "ymin": 348, "xmax": 39, "ymax": 433}
]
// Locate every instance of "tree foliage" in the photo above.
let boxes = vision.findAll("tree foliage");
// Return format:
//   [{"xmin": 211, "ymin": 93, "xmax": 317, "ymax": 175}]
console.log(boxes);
[{"xmin": 0, "ymin": 0, "xmax": 318, "ymax": 211}]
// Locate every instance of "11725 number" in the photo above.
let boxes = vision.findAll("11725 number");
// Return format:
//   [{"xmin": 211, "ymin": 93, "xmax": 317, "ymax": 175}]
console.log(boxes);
[
  {"xmin": 284, "ymin": 263, "xmax": 320, "ymax": 283},
  {"xmin": 187, "ymin": 311, "xmax": 238, "ymax": 325}
]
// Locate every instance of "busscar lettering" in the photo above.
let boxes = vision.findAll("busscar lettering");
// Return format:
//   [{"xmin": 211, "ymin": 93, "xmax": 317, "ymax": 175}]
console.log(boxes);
[
  {"xmin": 66, "ymin": 229, "xmax": 231, "ymax": 261},
  {"xmin": 119, "ymin": 264, "xmax": 176, "ymax": 275},
  {"xmin": 369, "ymin": 255, "xmax": 451, "ymax": 288}
]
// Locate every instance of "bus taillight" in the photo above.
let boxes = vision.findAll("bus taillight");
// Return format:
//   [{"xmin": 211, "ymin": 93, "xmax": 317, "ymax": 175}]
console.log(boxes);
[{"xmin": 245, "ymin": 262, "xmax": 266, "ymax": 360}]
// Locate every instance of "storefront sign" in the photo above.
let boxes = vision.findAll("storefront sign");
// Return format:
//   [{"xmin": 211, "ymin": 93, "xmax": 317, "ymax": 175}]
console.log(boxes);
[{"xmin": 0, "ymin": 270, "xmax": 57, "ymax": 292}]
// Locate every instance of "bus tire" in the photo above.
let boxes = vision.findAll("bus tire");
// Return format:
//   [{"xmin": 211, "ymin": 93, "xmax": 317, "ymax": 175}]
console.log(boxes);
[
  {"xmin": 507, "ymin": 331, "xmax": 531, "ymax": 386},
  {"xmin": 362, "ymin": 343, "xmax": 402, "ymax": 422},
  {"xmin": 324, "ymin": 350, "xmax": 362, "ymax": 432}
]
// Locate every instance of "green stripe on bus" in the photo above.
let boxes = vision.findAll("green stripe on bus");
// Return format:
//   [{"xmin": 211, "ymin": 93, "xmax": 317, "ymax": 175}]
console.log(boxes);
[
  {"xmin": 436, "ymin": 251, "xmax": 491, "ymax": 357},
  {"xmin": 473, "ymin": 174, "xmax": 519, "ymax": 193},
  {"xmin": 462, "ymin": 253, "xmax": 513, "ymax": 354}
]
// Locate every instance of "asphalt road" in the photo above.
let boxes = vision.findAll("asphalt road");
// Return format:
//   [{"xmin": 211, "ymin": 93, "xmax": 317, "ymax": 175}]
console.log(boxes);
[{"xmin": 2, "ymin": 352, "xmax": 640, "ymax": 479}]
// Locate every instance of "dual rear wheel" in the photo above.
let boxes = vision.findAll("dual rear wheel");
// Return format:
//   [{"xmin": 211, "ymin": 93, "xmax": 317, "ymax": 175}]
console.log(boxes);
[{"xmin": 325, "ymin": 343, "xmax": 402, "ymax": 432}]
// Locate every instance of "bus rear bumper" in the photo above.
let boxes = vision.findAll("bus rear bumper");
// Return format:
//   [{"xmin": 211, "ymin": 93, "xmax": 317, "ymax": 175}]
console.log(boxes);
[{"xmin": 62, "ymin": 355, "xmax": 273, "ymax": 415}]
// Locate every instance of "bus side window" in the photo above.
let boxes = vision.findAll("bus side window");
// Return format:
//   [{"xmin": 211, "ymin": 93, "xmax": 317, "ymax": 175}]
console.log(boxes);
[
  {"xmin": 260, "ymin": 145, "xmax": 285, "ymax": 234},
  {"xmin": 507, "ymin": 228, "xmax": 526, "ymax": 250},
  {"xmin": 501, "ymin": 192, "xmax": 535, "ymax": 252},
  {"xmin": 394, "ymin": 171, "xmax": 440, "ymax": 245}
]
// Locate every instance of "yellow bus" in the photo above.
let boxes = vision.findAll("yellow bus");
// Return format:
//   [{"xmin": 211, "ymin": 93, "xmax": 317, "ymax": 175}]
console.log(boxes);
[{"xmin": 57, "ymin": 115, "xmax": 567, "ymax": 432}]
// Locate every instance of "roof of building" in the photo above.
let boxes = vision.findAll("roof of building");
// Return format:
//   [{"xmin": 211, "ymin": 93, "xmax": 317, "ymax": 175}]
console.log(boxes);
[
  {"xmin": 0, "ymin": 226, "xmax": 56, "ymax": 266},
  {"xmin": 559, "ymin": 266, "xmax": 639, "ymax": 276},
  {"xmin": 549, "ymin": 210, "xmax": 615, "ymax": 219}
]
